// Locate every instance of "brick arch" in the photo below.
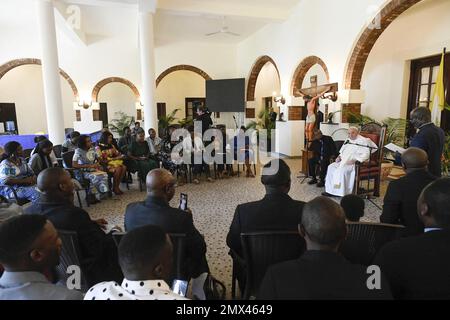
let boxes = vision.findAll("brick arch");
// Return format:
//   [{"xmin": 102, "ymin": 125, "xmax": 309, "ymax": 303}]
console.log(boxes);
[
  {"xmin": 156, "ymin": 65, "xmax": 212, "ymax": 88},
  {"xmin": 0, "ymin": 58, "xmax": 79, "ymax": 98},
  {"xmin": 291, "ymin": 56, "xmax": 330, "ymax": 97},
  {"xmin": 246, "ymin": 56, "xmax": 280, "ymax": 102},
  {"xmin": 91, "ymin": 77, "xmax": 140, "ymax": 102},
  {"xmin": 344, "ymin": 0, "xmax": 423, "ymax": 89}
]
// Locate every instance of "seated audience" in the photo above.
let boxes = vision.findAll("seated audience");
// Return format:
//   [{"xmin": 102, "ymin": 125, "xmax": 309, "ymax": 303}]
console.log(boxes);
[
  {"xmin": 0, "ymin": 215, "xmax": 83, "ymax": 300},
  {"xmin": 227, "ymin": 159, "xmax": 305, "ymax": 293},
  {"xmin": 374, "ymin": 178, "xmax": 450, "ymax": 300},
  {"xmin": 227, "ymin": 159, "xmax": 305, "ymax": 257},
  {"xmin": 84, "ymin": 225, "xmax": 186, "ymax": 300},
  {"xmin": 147, "ymin": 128, "xmax": 162, "ymax": 156},
  {"xmin": 118, "ymin": 126, "xmax": 133, "ymax": 154},
  {"xmin": 31, "ymin": 136, "xmax": 57, "ymax": 166},
  {"xmin": 125, "ymin": 169, "xmax": 209, "ymax": 299},
  {"xmin": 62, "ymin": 131, "xmax": 80, "ymax": 153},
  {"xmin": 233, "ymin": 126, "xmax": 255, "ymax": 178},
  {"xmin": 72, "ymin": 135, "xmax": 109, "ymax": 203},
  {"xmin": 128, "ymin": 128, "xmax": 158, "ymax": 182},
  {"xmin": 0, "ymin": 141, "xmax": 40, "ymax": 202},
  {"xmin": 183, "ymin": 126, "xmax": 212, "ymax": 184},
  {"xmin": 96, "ymin": 131, "xmax": 127, "ymax": 195},
  {"xmin": 160, "ymin": 126, "xmax": 183, "ymax": 175},
  {"xmin": 24, "ymin": 167, "xmax": 123, "ymax": 285},
  {"xmin": 380, "ymin": 147, "xmax": 436, "ymax": 236},
  {"xmin": 340, "ymin": 194, "xmax": 365, "ymax": 222},
  {"xmin": 29, "ymin": 139, "xmax": 54, "ymax": 176},
  {"xmin": 258, "ymin": 196, "xmax": 392, "ymax": 300}
]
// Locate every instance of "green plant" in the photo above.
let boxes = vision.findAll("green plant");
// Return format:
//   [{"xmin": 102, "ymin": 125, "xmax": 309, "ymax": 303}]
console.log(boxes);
[
  {"xmin": 178, "ymin": 117, "xmax": 194, "ymax": 128},
  {"xmin": 159, "ymin": 108, "xmax": 179, "ymax": 131},
  {"xmin": 108, "ymin": 111, "xmax": 135, "ymax": 137},
  {"xmin": 327, "ymin": 110, "xmax": 341, "ymax": 124},
  {"xmin": 346, "ymin": 112, "xmax": 380, "ymax": 126},
  {"xmin": 443, "ymin": 132, "xmax": 450, "ymax": 176},
  {"xmin": 382, "ymin": 117, "xmax": 408, "ymax": 147},
  {"xmin": 246, "ymin": 108, "xmax": 275, "ymax": 134}
]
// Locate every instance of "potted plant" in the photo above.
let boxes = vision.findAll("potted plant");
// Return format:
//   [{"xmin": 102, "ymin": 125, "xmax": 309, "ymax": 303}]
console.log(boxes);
[
  {"xmin": 108, "ymin": 111, "xmax": 135, "ymax": 137},
  {"xmin": 158, "ymin": 108, "xmax": 179, "ymax": 137},
  {"xmin": 246, "ymin": 108, "xmax": 275, "ymax": 153}
]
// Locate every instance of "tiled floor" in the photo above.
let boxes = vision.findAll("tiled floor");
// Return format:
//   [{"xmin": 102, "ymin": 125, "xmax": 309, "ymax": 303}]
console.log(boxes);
[{"xmin": 84, "ymin": 158, "xmax": 394, "ymax": 297}]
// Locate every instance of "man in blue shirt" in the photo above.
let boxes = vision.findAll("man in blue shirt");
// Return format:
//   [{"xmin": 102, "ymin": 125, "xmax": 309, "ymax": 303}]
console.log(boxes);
[
  {"xmin": 0, "ymin": 215, "xmax": 83, "ymax": 300},
  {"xmin": 409, "ymin": 107, "xmax": 445, "ymax": 177}
]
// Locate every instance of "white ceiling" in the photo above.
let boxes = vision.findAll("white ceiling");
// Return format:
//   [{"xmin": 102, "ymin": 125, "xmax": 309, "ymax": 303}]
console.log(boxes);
[
  {"xmin": 0, "ymin": 0, "xmax": 300, "ymax": 46},
  {"xmin": 60, "ymin": 0, "xmax": 301, "ymax": 45}
]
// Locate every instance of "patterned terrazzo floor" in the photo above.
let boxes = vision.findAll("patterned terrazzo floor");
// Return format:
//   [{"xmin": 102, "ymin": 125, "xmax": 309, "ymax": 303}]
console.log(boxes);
[{"xmin": 84, "ymin": 158, "xmax": 396, "ymax": 298}]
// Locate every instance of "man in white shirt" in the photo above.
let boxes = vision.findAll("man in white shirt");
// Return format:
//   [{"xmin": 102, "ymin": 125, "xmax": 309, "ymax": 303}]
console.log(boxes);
[
  {"xmin": 84, "ymin": 225, "xmax": 187, "ymax": 300},
  {"xmin": 323, "ymin": 127, "xmax": 375, "ymax": 197},
  {"xmin": 146, "ymin": 128, "xmax": 162, "ymax": 156}
]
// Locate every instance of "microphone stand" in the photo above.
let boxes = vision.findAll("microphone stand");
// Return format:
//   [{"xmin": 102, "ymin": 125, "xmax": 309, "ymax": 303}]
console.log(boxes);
[{"xmin": 345, "ymin": 141, "xmax": 381, "ymax": 210}]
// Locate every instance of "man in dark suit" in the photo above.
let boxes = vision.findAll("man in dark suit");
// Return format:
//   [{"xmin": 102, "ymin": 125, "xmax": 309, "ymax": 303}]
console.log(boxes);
[
  {"xmin": 227, "ymin": 159, "xmax": 305, "ymax": 257},
  {"xmin": 258, "ymin": 196, "xmax": 392, "ymax": 300},
  {"xmin": 24, "ymin": 168, "xmax": 123, "ymax": 285},
  {"xmin": 409, "ymin": 107, "xmax": 445, "ymax": 177},
  {"xmin": 380, "ymin": 147, "xmax": 436, "ymax": 237},
  {"xmin": 308, "ymin": 129, "xmax": 337, "ymax": 187},
  {"xmin": 125, "ymin": 168, "xmax": 209, "ymax": 298},
  {"xmin": 374, "ymin": 178, "xmax": 450, "ymax": 300}
]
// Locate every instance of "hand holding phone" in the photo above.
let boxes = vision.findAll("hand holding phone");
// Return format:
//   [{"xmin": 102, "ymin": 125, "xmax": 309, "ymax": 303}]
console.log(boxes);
[{"xmin": 179, "ymin": 193, "xmax": 188, "ymax": 211}]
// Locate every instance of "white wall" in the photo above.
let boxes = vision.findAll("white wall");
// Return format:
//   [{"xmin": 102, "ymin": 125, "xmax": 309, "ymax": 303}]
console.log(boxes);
[
  {"xmin": 254, "ymin": 62, "xmax": 281, "ymax": 116},
  {"xmin": 97, "ymin": 82, "xmax": 137, "ymax": 124},
  {"xmin": 361, "ymin": 0, "xmax": 450, "ymax": 120},
  {"xmin": 156, "ymin": 70, "xmax": 206, "ymax": 120},
  {"xmin": 0, "ymin": 65, "xmax": 76, "ymax": 135}
]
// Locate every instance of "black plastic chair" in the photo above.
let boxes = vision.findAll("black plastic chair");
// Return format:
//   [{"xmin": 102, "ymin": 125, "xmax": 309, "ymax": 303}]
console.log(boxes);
[
  {"xmin": 53, "ymin": 144, "xmax": 63, "ymax": 167},
  {"xmin": 55, "ymin": 230, "xmax": 91, "ymax": 293},
  {"xmin": 112, "ymin": 232, "xmax": 187, "ymax": 281},
  {"xmin": 339, "ymin": 222, "xmax": 405, "ymax": 266},
  {"xmin": 240, "ymin": 231, "xmax": 306, "ymax": 300},
  {"xmin": 62, "ymin": 151, "xmax": 90, "ymax": 208}
]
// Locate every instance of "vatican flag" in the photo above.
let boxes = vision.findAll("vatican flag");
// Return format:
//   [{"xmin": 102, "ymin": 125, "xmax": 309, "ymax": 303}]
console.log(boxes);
[{"xmin": 429, "ymin": 51, "xmax": 447, "ymax": 126}]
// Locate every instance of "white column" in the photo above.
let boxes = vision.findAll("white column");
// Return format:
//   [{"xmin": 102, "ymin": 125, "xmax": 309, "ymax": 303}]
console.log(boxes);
[
  {"xmin": 138, "ymin": 0, "xmax": 158, "ymax": 133},
  {"xmin": 36, "ymin": 0, "xmax": 65, "ymax": 145}
]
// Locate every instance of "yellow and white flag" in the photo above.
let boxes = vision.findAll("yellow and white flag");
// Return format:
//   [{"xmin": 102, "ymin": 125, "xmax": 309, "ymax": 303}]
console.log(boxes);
[{"xmin": 429, "ymin": 52, "xmax": 447, "ymax": 126}]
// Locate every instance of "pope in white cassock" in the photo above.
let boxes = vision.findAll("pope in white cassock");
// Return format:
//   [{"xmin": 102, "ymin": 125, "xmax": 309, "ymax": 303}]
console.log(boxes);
[{"xmin": 324, "ymin": 127, "xmax": 376, "ymax": 197}]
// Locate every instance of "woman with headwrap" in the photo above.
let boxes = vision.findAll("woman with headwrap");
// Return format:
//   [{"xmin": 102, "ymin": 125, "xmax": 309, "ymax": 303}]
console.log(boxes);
[
  {"xmin": 29, "ymin": 139, "xmax": 54, "ymax": 176},
  {"xmin": 0, "ymin": 141, "xmax": 40, "ymax": 202}
]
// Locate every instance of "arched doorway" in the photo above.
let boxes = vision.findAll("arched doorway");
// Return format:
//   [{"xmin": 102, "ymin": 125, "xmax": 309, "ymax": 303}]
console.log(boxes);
[
  {"xmin": 246, "ymin": 55, "xmax": 280, "ymax": 102},
  {"xmin": 0, "ymin": 59, "xmax": 79, "ymax": 135}
]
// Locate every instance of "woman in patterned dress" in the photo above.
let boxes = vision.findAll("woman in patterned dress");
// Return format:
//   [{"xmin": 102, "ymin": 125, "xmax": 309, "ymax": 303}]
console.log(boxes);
[
  {"xmin": 96, "ymin": 131, "xmax": 127, "ymax": 195},
  {"xmin": 72, "ymin": 135, "xmax": 109, "ymax": 202},
  {"xmin": 0, "ymin": 141, "xmax": 40, "ymax": 202}
]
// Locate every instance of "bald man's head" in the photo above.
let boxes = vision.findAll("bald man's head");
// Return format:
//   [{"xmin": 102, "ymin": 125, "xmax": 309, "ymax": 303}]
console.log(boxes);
[
  {"xmin": 37, "ymin": 167, "xmax": 74, "ymax": 199},
  {"xmin": 146, "ymin": 169, "xmax": 176, "ymax": 202},
  {"xmin": 300, "ymin": 196, "xmax": 347, "ymax": 249},
  {"xmin": 401, "ymin": 147, "xmax": 428, "ymax": 171}
]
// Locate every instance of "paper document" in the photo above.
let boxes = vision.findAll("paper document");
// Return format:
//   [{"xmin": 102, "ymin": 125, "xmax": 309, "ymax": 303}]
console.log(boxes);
[{"xmin": 384, "ymin": 143, "xmax": 406, "ymax": 154}]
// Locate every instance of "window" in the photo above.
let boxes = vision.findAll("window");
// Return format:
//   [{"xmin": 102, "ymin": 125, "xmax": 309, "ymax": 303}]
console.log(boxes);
[{"xmin": 407, "ymin": 53, "xmax": 450, "ymax": 131}]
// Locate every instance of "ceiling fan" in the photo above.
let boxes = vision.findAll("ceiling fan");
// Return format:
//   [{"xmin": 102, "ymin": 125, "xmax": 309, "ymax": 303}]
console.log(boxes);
[{"xmin": 205, "ymin": 17, "xmax": 240, "ymax": 37}]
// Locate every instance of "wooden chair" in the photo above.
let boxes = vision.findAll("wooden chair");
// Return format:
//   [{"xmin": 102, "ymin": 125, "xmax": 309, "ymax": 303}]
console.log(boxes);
[{"xmin": 354, "ymin": 123, "xmax": 387, "ymax": 197}]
